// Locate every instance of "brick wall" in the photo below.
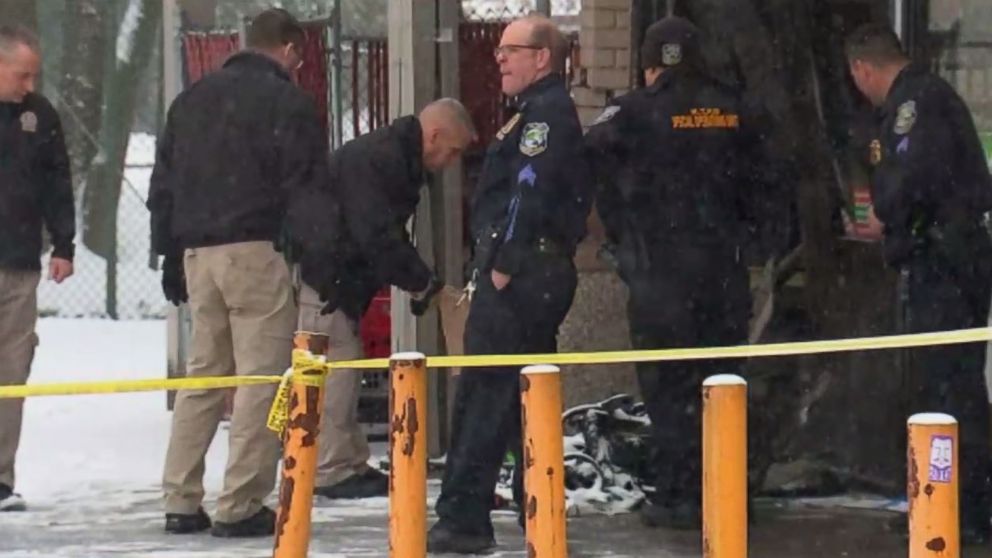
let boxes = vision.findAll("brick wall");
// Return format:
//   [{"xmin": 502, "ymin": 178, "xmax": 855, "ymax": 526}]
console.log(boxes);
[{"xmin": 573, "ymin": 0, "xmax": 632, "ymax": 126}]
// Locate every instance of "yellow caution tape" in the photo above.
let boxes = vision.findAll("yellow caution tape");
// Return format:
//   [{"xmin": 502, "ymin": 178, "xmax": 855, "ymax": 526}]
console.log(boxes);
[
  {"xmin": 1, "ymin": 327, "xmax": 990, "ymax": 399},
  {"xmin": 0, "ymin": 375, "xmax": 284, "ymax": 399},
  {"xmin": 266, "ymin": 371, "xmax": 294, "ymax": 435},
  {"xmin": 328, "ymin": 327, "xmax": 992, "ymax": 369},
  {"xmin": 266, "ymin": 351, "xmax": 329, "ymax": 435}
]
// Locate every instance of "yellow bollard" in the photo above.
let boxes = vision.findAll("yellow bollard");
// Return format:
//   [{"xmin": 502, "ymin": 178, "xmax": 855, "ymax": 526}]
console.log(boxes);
[
  {"xmin": 520, "ymin": 365, "xmax": 567, "ymax": 558},
  {"xmin": 908, "ymin": 413, "xmax": 959, "ymax": 558},
  {"xmin": 273, "ymin": 332, "xmax": 329, "ymax": 558},
  {"xmin": 389, "ymin": 352, "xmax": 428, "ymax": 558},
  {"xmin": 702, "ymin": 374, "xmax": 748, "ymax": 558}
]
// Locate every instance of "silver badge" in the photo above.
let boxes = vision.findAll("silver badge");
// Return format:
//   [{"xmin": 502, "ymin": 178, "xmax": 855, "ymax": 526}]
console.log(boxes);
[
  {"xmin": 20, "ymin": 111, "xmax": 37, "ymax": 133},
  {"xmin": 662, "ymin": 43, "xmax": 682, "ymax": 66},
  {"xmin": 894, "ymin": 100, "xmax": 917, "ymax": 135},
  {"xmin": 519, "ymin": 122, "xmax": 549, "ymax": 157},
  {"xmin": 591, "ymin": 106, "xmax": 620, "ymax": 126}
]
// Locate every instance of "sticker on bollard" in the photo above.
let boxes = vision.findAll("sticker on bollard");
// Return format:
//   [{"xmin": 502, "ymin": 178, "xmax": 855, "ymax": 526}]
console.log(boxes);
[{"xmin": 929, "ymin": 436, "xmax": 954, "ymax": 484}]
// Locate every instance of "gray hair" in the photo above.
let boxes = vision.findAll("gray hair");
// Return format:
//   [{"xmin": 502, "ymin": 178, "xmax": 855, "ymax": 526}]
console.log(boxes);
[
  {"xmin": 421, "ymin": 97, "xmax": 477, "ymax": 139},
  {"xmin": 0, "ymin": 25, "xmax": 39, "ymax": 58}
]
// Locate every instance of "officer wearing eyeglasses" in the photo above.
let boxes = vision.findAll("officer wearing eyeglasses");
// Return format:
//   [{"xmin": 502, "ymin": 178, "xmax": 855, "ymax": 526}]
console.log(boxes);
[{"xmin": 428, "ymin": 14, "xmax": 593, "ymax": 555}]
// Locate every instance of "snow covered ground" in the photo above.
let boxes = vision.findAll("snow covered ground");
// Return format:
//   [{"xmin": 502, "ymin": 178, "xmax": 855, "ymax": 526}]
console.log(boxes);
[{"xmin": 0, "ymin": 319, "xmax": 655, "ymax": 557}]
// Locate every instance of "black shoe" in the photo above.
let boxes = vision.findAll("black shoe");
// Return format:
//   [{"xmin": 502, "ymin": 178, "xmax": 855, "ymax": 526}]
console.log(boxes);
[
  {"xmin": 0, "ymin": 484, "xmax": 26, "ymax": 512},
  {"xmin": 427, "ymin": 522, "xmax": 496, "ymax": 554},
  {"xmin": 165, "ymin": 507, "xmax": 211, "ymax": 534},
  {"xmin": 314, "ymin": 469, "xmax": 388, "ymax": 499},
  {"xmin": 210, "ymin": 506, "xmax": 275, "ymax": 538},
  {"xmin": 640, "ymin": 501, "xmax": 702, "ymax": 530}
]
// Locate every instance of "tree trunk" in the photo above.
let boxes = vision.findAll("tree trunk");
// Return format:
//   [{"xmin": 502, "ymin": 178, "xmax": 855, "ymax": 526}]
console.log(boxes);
[
  {"xmin": 81, "ymin": 0, "xmax": 163, "ymax": 318},
  {"xmin": 61, "ymin": 0, "xmax": 110, "ymax": 198}
]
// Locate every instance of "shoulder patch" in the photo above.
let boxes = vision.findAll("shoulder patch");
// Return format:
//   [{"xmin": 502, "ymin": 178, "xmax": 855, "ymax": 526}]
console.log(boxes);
[
  {"xmin": 894, "ymin": 100, "xmax": 917, "ymax": 135},
  {"xmin": 519, "ymin": 122, "xmax": 549, "ymax": 157},
  {"xmin": 591, "ymin": 106, "xmax": 621, "ymax": 126},
  {"xmin": 496, "ymin": 113, "xmax": 522, "ymax": 141},
  {"xmin": 20, "ymin": 111, "xmax": 37, "ymax": 133}
]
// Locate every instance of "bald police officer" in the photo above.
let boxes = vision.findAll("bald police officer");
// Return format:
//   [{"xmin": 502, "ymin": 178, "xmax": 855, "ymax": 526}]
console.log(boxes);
[
  {"xmin": 846, "ymin": 24, "xmax": 992, "ymax": 545},
  {"xmin": 586, "ymin": 17, "xmax": 757, "ymax": 530}
]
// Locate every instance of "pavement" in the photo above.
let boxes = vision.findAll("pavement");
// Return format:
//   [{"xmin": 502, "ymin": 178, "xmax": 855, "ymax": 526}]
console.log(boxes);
[{"xmin": 5, "ymin": 486, "xmax": 992, "ymax": 558}]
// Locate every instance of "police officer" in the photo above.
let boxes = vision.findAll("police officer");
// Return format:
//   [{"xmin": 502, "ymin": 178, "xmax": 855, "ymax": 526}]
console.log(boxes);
[
  {"xmin": 846, "ymin": 23, "xmax": 992, "ymax": 544},
  {"xmin": 149, "ymin": 9, "xmax": 340, "ymax": 537},
  {"xmin": 585, "ymin": 17, "xmax": 755, "ymax": 530},
  {"xmin": 0, "ymin": 25, "xmax": 75, "ymax": 513},
  {"xmin": 298, "ymin": 98, "xmax": 474, "ymax": 500},
  {"xmin": 428, "ymin": 15, "xmax": 593, "ymax": 554}
]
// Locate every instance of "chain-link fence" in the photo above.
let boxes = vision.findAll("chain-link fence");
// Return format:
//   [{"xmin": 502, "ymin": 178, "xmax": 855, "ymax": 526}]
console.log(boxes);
[{"xmin": 37, "ymin": 133, "xmax": 163, "ymax": 320}]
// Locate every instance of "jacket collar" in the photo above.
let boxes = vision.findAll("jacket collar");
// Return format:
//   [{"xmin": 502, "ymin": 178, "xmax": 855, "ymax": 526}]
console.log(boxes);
[
  {"xmin": 513, "ymin": 73, "xmax": 564, "ymax": 110},
  {"xmin": 223, "ymin": 51, "xmax": 292, "ymax": 82}
]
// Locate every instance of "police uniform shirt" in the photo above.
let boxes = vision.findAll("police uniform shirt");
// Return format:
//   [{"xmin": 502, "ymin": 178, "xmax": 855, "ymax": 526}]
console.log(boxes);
[
  {"xmin": 470, "ymin": 74, "xmax": 592, "ymax": 275},
  {"xmin": 872, "ymin": 63, "xmax": 992, "ymax": 264}
]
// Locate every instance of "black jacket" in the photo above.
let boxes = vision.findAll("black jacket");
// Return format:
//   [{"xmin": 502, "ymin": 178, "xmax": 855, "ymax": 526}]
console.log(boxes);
[
  {"xmin": 585, "ymin": 68, "xmax": 758, "ymax": 263},
  {"xmin": 0, "ymin": 93, "xmax": 74, "ymax": 270},
  {"xmin": 303, "ymin": 116, "xmax": 432, "ymax": 321},
  {"xmin": 470, "ymin": 74, "xmax": 593, "ymax": 276},
  {"xmin": 148, "ymin": 51, "xmax": 338, "ymax": 261},
  {"xmin": 872, "ymin": 63, "xmax": 992, "ymax": 265}
]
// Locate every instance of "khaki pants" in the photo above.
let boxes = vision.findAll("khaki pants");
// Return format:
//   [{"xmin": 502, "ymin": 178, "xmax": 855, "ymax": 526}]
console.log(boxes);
[
  {"xmin": 0, "ymin": 269, "xmax": 40, "ymax": 489},
  {"xmin": 297, "ymin": 283, "xmax": 370, "ymax": 487},
  {"xmin": 162, "ymin": 242, "xmax": 296, "ymax": 522}
]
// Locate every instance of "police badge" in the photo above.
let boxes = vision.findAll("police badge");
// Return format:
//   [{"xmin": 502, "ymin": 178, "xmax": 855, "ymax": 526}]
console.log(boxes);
[
  {"xmin": 519, "ymin": 122, "xmax": 549, "ymax": 157},
  {"xmin": 20, "ymin": 111, "xmax": 37, "ymax": 133},
  {"xmin": 662, "ymin": 43, "xmax": 682, "ymax": 66},
  {"xmin": 893, "ymin": 100, "xmax": 917, "ymax": 135}
]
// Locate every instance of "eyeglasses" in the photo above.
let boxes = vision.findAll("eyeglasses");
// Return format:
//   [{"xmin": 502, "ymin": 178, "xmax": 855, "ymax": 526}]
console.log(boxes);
[{"xmin": 494, "ymin": 44, "xmax": 544, "ymax": 58}]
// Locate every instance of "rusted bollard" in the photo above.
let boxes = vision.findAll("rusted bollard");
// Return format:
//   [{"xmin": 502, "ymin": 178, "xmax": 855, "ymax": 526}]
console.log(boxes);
[
  {"xmin": 908, "ymin": 413, "xmax": 959, "ymax": 558},
  {"xmin": 702, "ymin": 374, "xmax": 747, "ymax": 558},
  {"xmin": 521, "ymin": 364, "xmax": 567, "ymax": 558},
  {"xmin": 273, "ymin": 332, "xmax": 329, "ymax": 558},
  {"xmin": 389, "ymin": 352, "xmax": 428, "ymax": 558}
]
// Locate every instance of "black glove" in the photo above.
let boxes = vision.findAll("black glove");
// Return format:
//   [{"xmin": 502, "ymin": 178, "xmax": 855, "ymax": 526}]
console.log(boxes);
[
  {"xmin": 410, "ymin": 276, "xmax": 444, "ymax": 317},
  {"xmin": 161, "ymin": 254, "xmax": 188, "ymax": 306},
  {"xmin": 318, "ymin": 280, "xmax": 342, "ymax": 316}
]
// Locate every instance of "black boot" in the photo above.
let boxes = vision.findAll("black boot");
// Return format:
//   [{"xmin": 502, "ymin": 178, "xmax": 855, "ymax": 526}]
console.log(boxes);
[
  {"xmin": 314, "ymin": 469, "xmax": 388, "ymax": 499},
  {"xmin": 165, "ymin": 507, "xmax": 211, "ymax": 534},
  {"xmin": 210, "ymin": 506, "xmax": 275, "ymax": 538},
  {"xmin": 427, "ymin": 521, "xmax": 496, "ymax": 554}
]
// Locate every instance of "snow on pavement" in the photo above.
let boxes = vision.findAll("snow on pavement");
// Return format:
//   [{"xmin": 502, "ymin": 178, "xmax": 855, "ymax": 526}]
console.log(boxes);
[{"xmin": 1, "ymin": 319, "xmax": 658, "ymax": 557}]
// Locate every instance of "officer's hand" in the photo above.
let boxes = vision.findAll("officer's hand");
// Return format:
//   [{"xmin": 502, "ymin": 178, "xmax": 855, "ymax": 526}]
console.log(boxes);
[
  {"xmin": 161, "ymin": 254, "xmax": 188, "ymax": 306},
  {"xmin": 410, "ymin": 276, "xmax": 444, "ymax": 317},
  {"xmin": 491, "ymin": 270, "xmax": 511, "ymax": 291},
  {"xmin": 49, "ymin": 257, "xmax": 74, "ymax": 284}
]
